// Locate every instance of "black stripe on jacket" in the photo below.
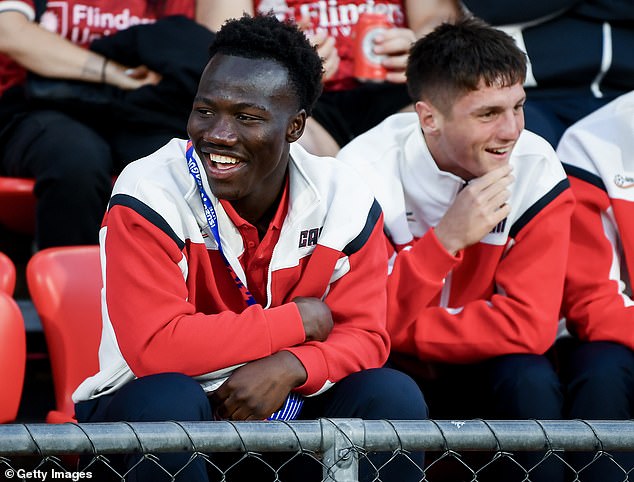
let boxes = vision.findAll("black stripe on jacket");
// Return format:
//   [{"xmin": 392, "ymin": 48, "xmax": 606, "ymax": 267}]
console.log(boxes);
[
  {"xmin": 562, "ymin": 163, "xmax": 607, "ymax": 192},
  {"xmin": 109, "ymin": 194, "xmax": 186, "ymax": 250},
  {"xmin": 509, "ymin": 178, "xmax": 570, "ymax": 238},
  {"xmin": 343, "ymin": 199, "xmax": 383, "ymax": 256}
]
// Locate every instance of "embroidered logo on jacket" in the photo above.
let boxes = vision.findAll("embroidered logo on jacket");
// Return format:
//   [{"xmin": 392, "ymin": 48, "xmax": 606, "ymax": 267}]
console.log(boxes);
[
  {"xmin": 614, "ymin": 174, "xmax": 634, "ymax": 188},
  {"xmin": 299, "ymin": 227, "xmax": 323, "ymax": 248}
]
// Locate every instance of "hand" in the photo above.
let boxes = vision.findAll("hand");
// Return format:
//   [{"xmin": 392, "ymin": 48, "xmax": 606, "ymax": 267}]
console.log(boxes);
[
  {"xmin": 210, "ymin": 351, "xmax": 307, "ymax": 420},
  {"xmin": 305, "ymin": 30, "xmax": 340, "ymax": 81},
  {"xmin": 294, "ymin": 296, "xmax": 333, "ymax": 342},
  {"xmin": 123, "ymin": 65, "xmax": 162, "ymax": 86},
  {"xmin": 106, "ymin": 62, "xmax": 162, "ymax": 90},
  {"xmin": 434, "ymin": 164, "xmax": 514, "ymax": 255},
  {"xmin": 372, "ymin": 27, "xmax": 416, "ymax": 83}
]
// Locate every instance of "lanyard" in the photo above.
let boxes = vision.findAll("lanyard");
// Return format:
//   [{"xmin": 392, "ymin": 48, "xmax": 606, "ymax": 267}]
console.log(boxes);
[
  {"xmin": 185, "ymin": 140, "xmax": 303, "ymax": 420},
  {"xmin": 186, "ymin": 140, "xmax": 257, "ymax": 307}
]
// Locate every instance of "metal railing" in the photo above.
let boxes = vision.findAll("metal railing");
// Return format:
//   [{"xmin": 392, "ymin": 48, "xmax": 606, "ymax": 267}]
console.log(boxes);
[{"xmin": 1, "ymin": 419, "xmax": 633, "ymax": 481}]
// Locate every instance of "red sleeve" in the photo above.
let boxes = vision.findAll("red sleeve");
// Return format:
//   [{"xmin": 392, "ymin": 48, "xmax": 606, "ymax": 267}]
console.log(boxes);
[
  {"xmin": 388, "ymin": 189, "xmax": 575, "ymax": 363},
  {"xmin": 103, "ymin": 204, "xmax": 306, "ymax": 378},
  {"xmin": 563, "ymin": 176, "xmax": 634, "ymax": 349},
  {"xmin": 386, "ymin": 228, "xmax": 462, "ymax": 336},
  {"xmin": 286, "ymin": 213, "xmax": 391, "ymax": 395}
]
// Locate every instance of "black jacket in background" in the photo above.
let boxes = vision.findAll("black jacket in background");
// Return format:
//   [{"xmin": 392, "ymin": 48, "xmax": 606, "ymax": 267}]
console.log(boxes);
[{"xmin": 463, "ymin": 0, "xmax": 634, "ymax": 97}]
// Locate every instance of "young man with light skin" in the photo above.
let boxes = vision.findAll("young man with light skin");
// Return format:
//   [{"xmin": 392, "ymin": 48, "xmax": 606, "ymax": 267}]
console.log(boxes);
[
  {"xmin": 338, "ymin": 17, "xmax": 575, "ymax": 481},
  {"xmin": 72, "ymin": 14, "xmax": 426, "ymax": 482}
]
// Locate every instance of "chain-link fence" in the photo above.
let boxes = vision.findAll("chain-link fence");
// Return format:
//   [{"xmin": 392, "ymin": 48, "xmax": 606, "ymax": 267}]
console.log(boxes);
[{"xmin": 1, "ymin": 419, "xmax": 633, "ymax": 481}]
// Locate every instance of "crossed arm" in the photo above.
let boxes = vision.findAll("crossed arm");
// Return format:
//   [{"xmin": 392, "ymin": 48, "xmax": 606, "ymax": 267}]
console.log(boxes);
[{"xmin": 103, "ymin": 200, "xmax": 389, "ymax": 420}]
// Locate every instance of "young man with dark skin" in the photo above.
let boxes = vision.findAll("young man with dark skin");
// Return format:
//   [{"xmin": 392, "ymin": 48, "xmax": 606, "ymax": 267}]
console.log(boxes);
[
  {"xmin": 339, "ymin": 18, "xmax": 576, "ymax": 481},
  {"xmin": 72, "ymin": 14, "xmax": 426, "ymax": 482}
]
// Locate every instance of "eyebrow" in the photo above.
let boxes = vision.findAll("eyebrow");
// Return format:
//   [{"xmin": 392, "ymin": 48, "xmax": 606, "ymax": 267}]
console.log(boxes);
[
  {"xmin": 193, "ymin": 96, "xmax": 269, "ymax": 112},
  {"xmin": 475, "ymin": 96, "xmax": 527, "ymax": 112}
]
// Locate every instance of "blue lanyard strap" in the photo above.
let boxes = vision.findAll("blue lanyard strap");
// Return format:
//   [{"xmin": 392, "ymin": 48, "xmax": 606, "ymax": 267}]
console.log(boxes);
[
  {"xmin": 185, "ymin": 140, "xmax": 304, "ymax": 421},
  {"xmin": 186, "ymin": 140, "xmax": 257, "ymax": 307}
]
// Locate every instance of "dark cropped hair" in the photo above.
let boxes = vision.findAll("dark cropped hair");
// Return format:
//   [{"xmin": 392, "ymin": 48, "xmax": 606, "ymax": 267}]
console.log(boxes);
[
  {"xmin": 209, "ymin": 14, "xmax": 323, "ymax": 115},
  {"xmin": 406, "ymin": 17, "xmax": 527, "ymax": 114}
]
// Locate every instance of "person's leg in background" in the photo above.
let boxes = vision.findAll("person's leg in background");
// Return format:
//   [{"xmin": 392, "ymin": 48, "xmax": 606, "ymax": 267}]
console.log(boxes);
[
  {"xmin": 1, "ymin": 110, "xmax": 113, "ymax": 249},
  {"xmin": 298, "ymin": 117, "xmax": 341, "ymax": 158},
  {"xmin": 301, "ymin": 83, "xmax": 412, "ymax": 157},
  {"xmin": 109, "ymin": 125, "xmax": 187, "ymax": 170},
  {"xmin": 75, "ymin": 373, "xmax": 213, "ymax": 482},
  {"xmin": 558, "ymin": 339, "xmax": 634, "ymax": 482}
]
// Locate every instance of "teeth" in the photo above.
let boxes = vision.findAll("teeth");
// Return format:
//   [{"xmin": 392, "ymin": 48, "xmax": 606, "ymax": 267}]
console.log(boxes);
[
  {"xmin": 210, "ymin": 154, "xmax": 240, "ymax": 165},
  {"xmin": 488, "ymin": 148, "xmax": 508, "ymax": 155}
]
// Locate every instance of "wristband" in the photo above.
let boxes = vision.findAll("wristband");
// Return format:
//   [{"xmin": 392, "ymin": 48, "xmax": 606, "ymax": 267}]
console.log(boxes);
[{"xmin": 101, "ymin": 58, "xmax": 108, "ymax": 83}]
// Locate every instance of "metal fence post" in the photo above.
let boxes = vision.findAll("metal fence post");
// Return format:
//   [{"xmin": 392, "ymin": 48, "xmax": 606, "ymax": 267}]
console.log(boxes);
[{"xmin": 321, "ymin": 419, "xmax": 365, "ymax": 482}]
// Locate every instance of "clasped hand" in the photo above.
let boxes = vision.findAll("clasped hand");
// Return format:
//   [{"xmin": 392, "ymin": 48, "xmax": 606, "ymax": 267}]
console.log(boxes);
[
  {"xmin": 210, "ymin": 351, "xmax": 307, "ymax": 421},
  {"xmin": 210, "ymin": 297, "xmax": 333, "ymax": 420}
]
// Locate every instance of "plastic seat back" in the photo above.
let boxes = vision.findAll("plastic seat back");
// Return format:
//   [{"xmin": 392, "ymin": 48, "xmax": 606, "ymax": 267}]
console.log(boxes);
[
  {"xmin": 0, "ymin": 251, "xmax": 24, "ymax": 422},
  {"xmin": 27, "ymin": 246, "xmax": 102, "ymax": 421},
  {"xmin": 0, "ymin": 177, "xmax": 36, "ymax": 235},
  {"xmin": 0, "ymin": 292, "xmax": 26, "ymax": 422},
  {"xmin": 0, "ymin": 251, "xmax": 16, "ymax": 295}
]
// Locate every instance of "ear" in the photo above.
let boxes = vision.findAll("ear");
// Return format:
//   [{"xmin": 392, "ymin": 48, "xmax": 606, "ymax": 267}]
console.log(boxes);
[
  {"xmin": 286, "ymin": 109, "xmax": 307, "ymax": 143},
  {"xmin": 415, "ymin": 100, "xmax": 440, "ymax": 136}
]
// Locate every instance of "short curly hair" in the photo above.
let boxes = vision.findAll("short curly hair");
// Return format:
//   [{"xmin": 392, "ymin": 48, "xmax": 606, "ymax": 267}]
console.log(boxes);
[
  {"xmin": 406, "ymin": 17, "xmax": 527, "ymax": 114},
  {"xmin": 209, "ymin": 14, "xmax": 323, "ymax": 116}
]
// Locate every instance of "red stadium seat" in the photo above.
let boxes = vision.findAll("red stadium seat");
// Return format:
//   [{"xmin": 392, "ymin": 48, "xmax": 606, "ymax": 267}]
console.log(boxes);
[
  {"xmin": 0, "ymin": 250, "xmax": 16, "ymax": 295},
  {"xmin": 0, "ymin": 251, "xmax": 23, "ymax": 422},
  {"xmin": 26, "ymin": 246, "xmax": 102, "ymax": 423},
  {"xmin": 0, "ymin": 176, "xmax": 36, "ymax": 235},
  {"xmin": 0, "ymin": 291, "xmax": 26, "ymax": 422}
]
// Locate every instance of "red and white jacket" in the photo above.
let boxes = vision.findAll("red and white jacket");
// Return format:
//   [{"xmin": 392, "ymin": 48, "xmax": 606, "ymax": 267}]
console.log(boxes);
[
  {"xmin": 557, "ymin": 91, "xmax": 634, "ymax": 350},
  {"xmin": 73, "ymin": 139, "xmax": 390, "ymax": 402},
  {"xmin": 338, "ymin": 113, "xmax": 575, "ymax": 363}
]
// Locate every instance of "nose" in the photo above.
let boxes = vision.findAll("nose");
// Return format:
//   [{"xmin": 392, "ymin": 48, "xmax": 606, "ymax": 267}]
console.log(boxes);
[
  {"xmin": 498, "ymin": 109, "xmax": 524, "ymax": 141},
  {"xmin": 204, "ymin": 116, "xmax": 238, "ymax": 146}
]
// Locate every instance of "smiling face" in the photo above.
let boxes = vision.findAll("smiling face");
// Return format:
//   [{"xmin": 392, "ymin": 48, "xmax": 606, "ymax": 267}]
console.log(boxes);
[
  {"xmin": 418, "ymin": 80, "xmax": 526, "ymax": 180},
  {"xmin": 187, "ymin": 54, "xmax": 306, "ymax": 223}
]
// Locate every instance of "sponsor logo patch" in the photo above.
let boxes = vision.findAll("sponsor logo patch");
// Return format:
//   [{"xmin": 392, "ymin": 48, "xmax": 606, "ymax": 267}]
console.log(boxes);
[{"xmin": 614, "ymin": 174, "xmax": 634, "ymax": 188}]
